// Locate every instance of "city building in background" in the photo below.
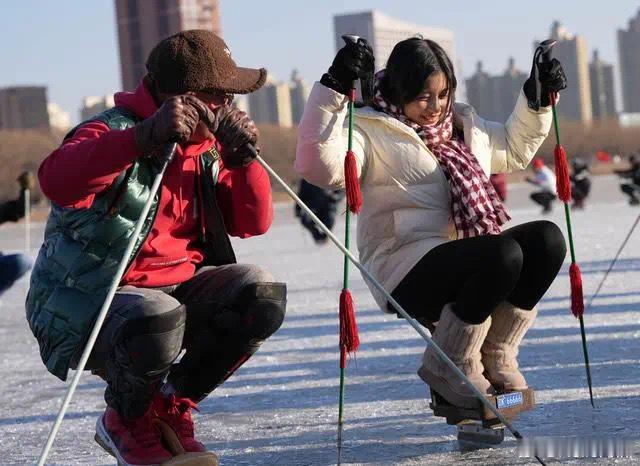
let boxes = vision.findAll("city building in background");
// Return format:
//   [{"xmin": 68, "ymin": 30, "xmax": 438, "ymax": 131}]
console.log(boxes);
[
  {"xmin": 617, "ymin": 9, "xmax": 640, "ymax": 113},
  {"xmin": 466, "ymin": 58, "xmax": 526, "ymax": 122},
  {"xmin": 333, "ymin": 10, "xmax": 465, "ymax": 99},
  {"xmin": 248, "ymin": 77, "xmax": 293, "ymax": 128},
  {"xmin": 0, "ymin": 86, "xmax": 50, "ymax": 130},
  {"xmin": 80, "ymin": 95, "xmax": 115, "ymax": 122},
  {"xmin": 589, "ymin": 50, "xmax": 617, "ymax": 120},
  {"xmin": 115, "ymin": 0, "xmax": 222, "ymax": 91},
  {"xmin": 495, "ymin": 58, "xmax": 528, "ymax": 121},
  {"xmin": 290, "ymin": 70, "xmax": 310, "ymax": 125},
  {"xmin": 541, "ymin": 21, "xmax": 592, "ymax": 124},
  {"xmin": 334, "ymin": 10, "xmax": 456, "ymax": 71},
  {"xmin": 47, "ymin": 103, "xmax": 71, "ymax": 132},
  {"xmin": 465, "ymin": 61, "xmax": 493, "ymax": 119}
]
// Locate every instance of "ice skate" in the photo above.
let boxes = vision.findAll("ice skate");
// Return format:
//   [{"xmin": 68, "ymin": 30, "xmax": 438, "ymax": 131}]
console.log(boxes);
[
  {"xmin": 418, "ymin": 304, "xmax": 494, "ymax": 409},
  {"xmin": 421, "ymin": 305, "xmax": 536, "ymax": 447},
  {"xmin": 429, "ymin": 384, "xmax": 536, "ymax": 448}
]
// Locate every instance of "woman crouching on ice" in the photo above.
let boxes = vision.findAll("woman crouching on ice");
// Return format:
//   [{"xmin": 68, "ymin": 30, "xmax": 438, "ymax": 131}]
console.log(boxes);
[{"xmin": 295, "ymin": 37, "xmax": 568, "ymax": 408}]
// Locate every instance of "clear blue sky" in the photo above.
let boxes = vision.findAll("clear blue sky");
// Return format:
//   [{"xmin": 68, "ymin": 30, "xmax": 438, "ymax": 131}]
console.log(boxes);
[{"xmin": 1, "ymin": 1, "xmax": 637, "ymax": 124}]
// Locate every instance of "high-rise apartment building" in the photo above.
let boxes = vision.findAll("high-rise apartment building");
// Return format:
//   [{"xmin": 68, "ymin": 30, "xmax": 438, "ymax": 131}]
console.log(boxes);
[
  {"xmin": 290, "ymin": 70, "xmax": 311, "ymax": 125},
  {"xmin": 589, "ymin": 50, "xmax": 616, "ymax": 120},
  {"xmin": 495, "ymin": 58, "xmax": 528, "ymax": 121},
  {"xmin": 248, "ymin": 77, "xmax": 293, "ymax": 128},
  {"xmin": 333, "ymin": 11, "xmax": 456, "ymax": 75},
  {"xmin": 541, "ymin": 21, "xmax": 592, "ymax": 123},
  {"xmin": 466, "ymin": 58, "xmax": 527, "ymax": 123},
  {"xmin": 80, "ymin": 95, "xmax": 116, "ymax": 122},
  {"xmin": 466, "ymin": 61, "xmax": 494, "ymax": 119},
  {"xmin": 115, "ymin": 0, "xmax": 222, "ymax": 91},
  {"xmin": 0, "ymin": 86, "xmax": 50, "ymax": 130},
  {"xmin": 617, "ymin": 9, "xmax": 640, "ymax": 112}
]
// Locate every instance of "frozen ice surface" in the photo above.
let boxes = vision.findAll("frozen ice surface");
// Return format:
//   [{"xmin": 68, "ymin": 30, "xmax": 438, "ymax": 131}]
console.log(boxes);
[{"xmin": 0, "ymin": 177, "xmax": 639, "ymax": 465}]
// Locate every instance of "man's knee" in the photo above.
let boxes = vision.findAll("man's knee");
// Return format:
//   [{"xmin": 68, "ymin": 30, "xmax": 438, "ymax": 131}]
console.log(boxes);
[
  {"xmin": 114, "ymin": 303, "xmax": 186, "ymax": 376},
  {"xmin": 231, "ymin": 282, "xmax": 287, "ymax": 340},
  {"xmin": 231, "ymin": 264, "xmax": 275, "ymax": 285}
]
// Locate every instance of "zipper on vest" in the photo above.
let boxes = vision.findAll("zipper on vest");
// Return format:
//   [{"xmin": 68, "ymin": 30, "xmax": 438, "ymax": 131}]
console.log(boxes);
[
  {"xmin": 121, "ymin": 175, "xmax": 164, "ymax": 281},
  {"xmin": 196, "ymin": 155, "xmax": 207, "ymax": 241}
]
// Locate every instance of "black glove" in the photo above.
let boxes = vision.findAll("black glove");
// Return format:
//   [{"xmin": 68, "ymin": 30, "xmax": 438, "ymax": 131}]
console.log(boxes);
[
  {"xmin": 321, "ymin": 38, "xmax": 374, "ymax": 95},
  {"xmin": 134, "ymin": 95, "xmax": 210, "ymax": 154},
  {"xmin": 208, "ymin": 106, "xmax": 259, "ymax": 168},
  {"xmin": 524, "ymin": 57, "xmax": 568, "ymax": 110}
]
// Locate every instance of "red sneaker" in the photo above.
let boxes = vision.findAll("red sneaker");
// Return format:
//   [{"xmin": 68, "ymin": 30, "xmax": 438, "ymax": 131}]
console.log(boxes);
[
  {"xmin": 95, "ymin": 406, "xmax": 173, "ymax": 465},
  {"xmin": 152, "ymin": 393, "xmax": 206, "ymax": 453}
]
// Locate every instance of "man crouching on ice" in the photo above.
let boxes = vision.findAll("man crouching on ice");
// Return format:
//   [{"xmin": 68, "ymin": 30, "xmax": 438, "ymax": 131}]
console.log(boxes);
[{"xmin": 27, "ymin": 30, "xmax": 287, "ymax": 465}]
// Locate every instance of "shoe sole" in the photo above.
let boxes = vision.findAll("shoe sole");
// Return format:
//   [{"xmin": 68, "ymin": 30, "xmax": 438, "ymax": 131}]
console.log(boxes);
[
  {"xmin": 94, "ymin": 415, "xmax": 163, "ymax": 466},
  {"xmin": 418, "ymin": 366, "xmax": 486, "ymax": 409}
]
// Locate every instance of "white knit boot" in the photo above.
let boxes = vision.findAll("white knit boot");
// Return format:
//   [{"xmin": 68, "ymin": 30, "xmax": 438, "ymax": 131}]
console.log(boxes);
[
  {"xmin": 481, "ymin": 302, "xmax": 537, "ymax": 391},
  {"xmin": 418, "ymin": 304, "xmax": 494, "ymax": 408}
]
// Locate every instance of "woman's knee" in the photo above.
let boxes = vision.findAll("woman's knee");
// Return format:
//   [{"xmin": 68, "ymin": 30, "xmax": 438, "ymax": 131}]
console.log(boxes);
[
  {"xmin": 533, "ymin": 221, "xmax": 567, "ymax": 262},
  {"xmin": 493, "ymin": 236, "xmax": 524, "ymax": 279}
]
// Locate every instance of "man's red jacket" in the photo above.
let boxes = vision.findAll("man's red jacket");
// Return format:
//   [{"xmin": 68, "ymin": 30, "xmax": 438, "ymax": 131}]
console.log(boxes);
[{"xmin": 38, "ymin": 80, "xmax": 273, "ymax": 287}]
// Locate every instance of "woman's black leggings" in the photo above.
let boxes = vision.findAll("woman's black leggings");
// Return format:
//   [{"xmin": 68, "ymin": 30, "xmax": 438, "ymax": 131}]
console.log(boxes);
[{"xmin": 391, "ymin": 220, "xmax": 567, "ymax": 324}]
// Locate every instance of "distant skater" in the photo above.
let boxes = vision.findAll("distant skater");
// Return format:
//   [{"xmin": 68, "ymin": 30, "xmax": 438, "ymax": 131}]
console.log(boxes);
[{"xmin": 527, "ymin": 158, "xmax": 557, "ymax": 214}]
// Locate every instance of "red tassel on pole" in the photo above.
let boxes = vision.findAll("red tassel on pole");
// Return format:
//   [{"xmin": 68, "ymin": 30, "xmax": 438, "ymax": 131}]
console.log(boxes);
[
  {"xmin": 554, "ymin": 144, "xmax": 572, "ymax": 203},
  {"xmin": 344, "ymin": 150, "xmax": 362, "ymax": 214},
  {"xmin": 339, "ymin": 288, "xmax": 360, "ymax": 367},
  {"xmin": 569, "ymin": 263, "xmax": 584, "ymax": 318}
]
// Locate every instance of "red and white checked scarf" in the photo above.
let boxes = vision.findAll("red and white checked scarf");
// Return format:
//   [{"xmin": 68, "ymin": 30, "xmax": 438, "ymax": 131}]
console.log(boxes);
[{"xmin": 373, "ymin": 70, "xmax": 510, "ymax": 238}]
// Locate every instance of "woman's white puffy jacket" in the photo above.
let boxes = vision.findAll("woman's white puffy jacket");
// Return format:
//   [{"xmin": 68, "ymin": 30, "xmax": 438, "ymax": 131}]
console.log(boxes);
[{"xmin": 295, "ymin": 83, "xmax": 553, "ymax": 311}]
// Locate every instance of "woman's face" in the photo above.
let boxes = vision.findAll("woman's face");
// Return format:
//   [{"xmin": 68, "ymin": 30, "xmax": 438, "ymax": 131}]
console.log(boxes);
[{"xmin": 402, "ymin": 71, "xmax": 450, "ymax": 126}]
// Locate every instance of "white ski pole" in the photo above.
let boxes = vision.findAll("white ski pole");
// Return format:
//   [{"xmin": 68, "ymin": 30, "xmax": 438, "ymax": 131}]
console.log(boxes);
[
  {"xmin": 256, "ymin": 154, "xmax": 546, "ymax": 465},
  {"xmin": 37, "ymin": 143, "xmax": 177, "ymax": 466}
]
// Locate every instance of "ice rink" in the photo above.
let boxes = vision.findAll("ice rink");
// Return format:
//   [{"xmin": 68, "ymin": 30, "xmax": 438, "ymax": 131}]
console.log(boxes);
[{"xmin": 0, "ymin": 176, "xmax": 639, "ymax": 465}]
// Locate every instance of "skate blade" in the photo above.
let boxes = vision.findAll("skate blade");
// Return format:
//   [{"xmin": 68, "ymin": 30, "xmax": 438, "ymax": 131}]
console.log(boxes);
[
  {"xmin": 457, "ymin": 423, "xmax": 504, "ymax": 449},
  {"xmin": 161, "ymin": 452, "xmax": 219, "ymax": 466}
]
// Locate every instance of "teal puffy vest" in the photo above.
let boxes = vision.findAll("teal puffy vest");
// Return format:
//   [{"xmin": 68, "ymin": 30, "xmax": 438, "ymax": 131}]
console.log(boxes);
[{"xmin": 26, "ymin": 107, "xmax": 236, "ymax": 380}]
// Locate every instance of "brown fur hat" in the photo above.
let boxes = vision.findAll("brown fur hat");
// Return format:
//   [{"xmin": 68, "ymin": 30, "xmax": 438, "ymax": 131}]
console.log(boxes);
[{"xmin": 146, "ymin": 29, "xmax": 267, "ymax": 95}]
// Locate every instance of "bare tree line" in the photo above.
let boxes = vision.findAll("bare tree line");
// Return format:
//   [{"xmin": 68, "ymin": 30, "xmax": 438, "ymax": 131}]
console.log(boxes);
[{"xmin": 1, "ymin": 120, "xmax": 638, "ymax": 203}]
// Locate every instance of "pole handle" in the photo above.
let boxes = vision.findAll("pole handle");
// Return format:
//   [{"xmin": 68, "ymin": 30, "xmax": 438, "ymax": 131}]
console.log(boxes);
[{"xmin": 537, "ymin": 38, "xmax": 557, "ymax": 64}]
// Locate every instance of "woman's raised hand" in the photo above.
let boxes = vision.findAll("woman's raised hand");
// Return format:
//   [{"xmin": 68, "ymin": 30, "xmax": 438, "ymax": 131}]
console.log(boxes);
[{"xmin": 321, "ymin": 38, "xmax": 374, "ymax": 95}]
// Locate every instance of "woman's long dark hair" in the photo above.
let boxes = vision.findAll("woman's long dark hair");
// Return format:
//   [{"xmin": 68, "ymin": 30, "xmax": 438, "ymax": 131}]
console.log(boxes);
[{"xmin": 380, "ymin": 37, "xmax": 457, "ymax": 123}]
